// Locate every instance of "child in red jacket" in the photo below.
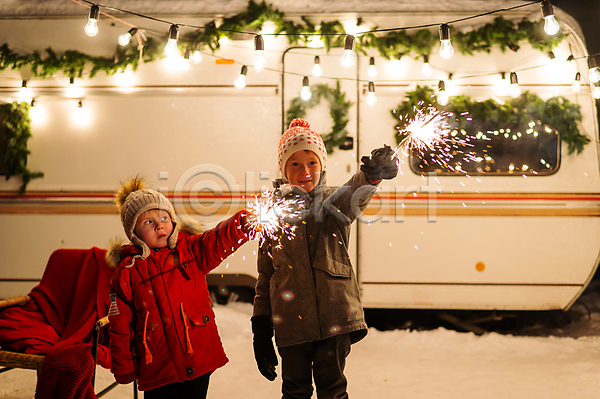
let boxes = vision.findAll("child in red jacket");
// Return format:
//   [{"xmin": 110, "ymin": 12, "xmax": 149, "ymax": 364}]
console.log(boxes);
[{"xmin": 107, "ymin": 177, "xmax": 250, "ymax": 399}]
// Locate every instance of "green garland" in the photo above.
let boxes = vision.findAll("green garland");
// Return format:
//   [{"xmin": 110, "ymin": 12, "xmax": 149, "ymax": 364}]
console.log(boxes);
[
  {"xmin": 0, "ymin": 102, "xmax": 44, "ymax": 193},
  {"xmin": 0, "ymin": 1, "xmax": 565, "ymax": 77},
  {"xmin": 391, "ymin": 85, "xmax": 588, "ymax": 155},
  {"xmin": 286, "ymin": 81, "xmax": 353, "ymax": 153}
]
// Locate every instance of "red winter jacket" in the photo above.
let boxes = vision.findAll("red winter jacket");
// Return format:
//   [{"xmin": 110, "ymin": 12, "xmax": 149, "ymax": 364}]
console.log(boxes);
[{"xmin": 108, "ymin": 211, "xmax": 249, "ymax": 391}]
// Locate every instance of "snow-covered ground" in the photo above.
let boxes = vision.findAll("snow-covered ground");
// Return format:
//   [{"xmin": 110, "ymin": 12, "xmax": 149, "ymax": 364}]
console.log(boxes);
[{"xmin": 3, "ymin": 283, "xmax": 600, "ymax": 399}]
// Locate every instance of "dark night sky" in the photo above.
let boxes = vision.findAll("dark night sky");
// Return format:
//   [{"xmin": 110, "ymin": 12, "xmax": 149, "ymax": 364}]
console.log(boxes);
[{"xmin": 552, "ymin": 0, "xmax": 600, "ymax": 55}]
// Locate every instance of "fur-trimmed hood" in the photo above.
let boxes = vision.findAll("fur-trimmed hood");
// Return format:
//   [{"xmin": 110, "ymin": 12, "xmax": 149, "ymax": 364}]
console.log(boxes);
[{"xmin": 105, "ymin": 219, "xmax": 205, "ymax": 269}]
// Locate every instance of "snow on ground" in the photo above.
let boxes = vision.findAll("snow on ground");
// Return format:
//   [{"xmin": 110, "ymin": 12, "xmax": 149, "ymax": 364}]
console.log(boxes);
[{"xmin": 2, "ymin": 297, "xmax": 600, "ymax": 399}]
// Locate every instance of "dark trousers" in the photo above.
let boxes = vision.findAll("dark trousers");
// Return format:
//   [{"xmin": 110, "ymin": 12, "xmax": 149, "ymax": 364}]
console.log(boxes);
[
  {"xmin": 144, "ymin": 373, "xmax": 210, "ymax": 399},
  {"xmin": 278, "ymin": 333, "xmax": 352, "ymax": 399}
]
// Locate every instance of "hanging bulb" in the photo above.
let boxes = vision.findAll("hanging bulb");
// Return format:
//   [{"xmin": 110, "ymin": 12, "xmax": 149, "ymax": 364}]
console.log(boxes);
[
  {"xmin": 572, "ymin": 72, "xmax": 581, "ymax": 93},
  {"xmin": 340, "ymin": 35, "xmax": 355, "ymax": 68},
  {"xmin": 191, "ymin": 44, "xmax": 203, "ymax": 64},
  {"xmin": 164, "ymin": 25, "xmax": 180, "ymax": 58},
  {"xmin": 66, "ymin": 76, "xmax": 82, "ymax": 98},
  {"xmin": 366, "ymin": 82, "xmax": 377, "ymax": 106},
  {"xmin": 437, "ymin": 80, "xmax": 449, "ymax": 106},
  {"xmin": 29, "ymin": 98, "xmax": 47, "ymax": 125},
  {"xmin": 118, "ymin": 27, "xmax": 138, "ymax": 46},
  {"xmin": 73, "ymin": 99, "xmax": 91, "ymax": 127},
  {"xmin": 367, "ymin": 57, "xmax": 378, "ymax": 78},
  {"xmin": 547, "ymin": 51, "xmax": 556, "ymax": 63},
  {"xmin": 84, "ymin": 5, "xmax": 100, "ymax": 37},
  {"xmin": 234, "ymin": 65, "xmax": 248, "ymax": 90},
  {"xmin": 541, "ymin": 0, "xmax": 560, "ymax": 36},
  {"xmin": 312, "ymin": 56, "xmax": 323, "ymax": 77},
  {"xmin": 497, "ymin": 72, "xmax": 510, "ymax": 96},
  {"xmin": 253, "ymin": 35, "xmax": 267, "ymax": 71},
  {"xmin": 300, "ymin": 76, "xmax": 312, "ymax": 101},
  {"xmin": 509, "ymin": 72, "xmax": 521, "ymax": 98},
  {"xmin": 594, "ymin": 83, "xmax": 600, "ymax": 100},
  {"xmin": 421, "ymin": 54, "xmax": 432, "ymax": 77},
  {"xmin": 389, "ymin": 53, "xmax": 405, "ymax": 77},
  {"xmin": 181, "ymin": 49, "xmax": 192, "ymax": 71},
  {"xmin": 18, "ymin": 80, "xmax": 32, "ymax": 101},
  {"xmin": 438, "ymin": 24, "xmax": 454, "ymax": 59},
  {"xmin": 588, "ymin": 56, "xmax": 600, "ymax": 83}
]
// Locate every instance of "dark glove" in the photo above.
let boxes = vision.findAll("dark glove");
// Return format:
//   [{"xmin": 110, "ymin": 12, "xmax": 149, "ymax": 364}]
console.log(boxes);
[
  {"xmin": 114, "ymin": 372, "xmax": 137, "ymax": 385},
  {"xmin": 360, "ymin": 144, "xmax": 399, "ymax": 183},
  {"xmin": 251, "ymin": 315, "xmax": 278, "ymax": 381}
]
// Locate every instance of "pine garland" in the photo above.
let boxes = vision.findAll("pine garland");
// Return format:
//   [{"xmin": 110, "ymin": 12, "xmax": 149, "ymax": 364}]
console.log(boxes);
[
  {"xmin": 286, "ymin": 81, "xmax": 353, "ymax": 153},
  {"xmin": 0, "ymin": 102, "xmax": 44, "ymax": 193},
  {"xmin": 391, "ymin": 85, "xmax": 588, "ymax": 155},
  {"xmin": 0, "ymin": 1, "xmax": 565, "ymax": 77}
]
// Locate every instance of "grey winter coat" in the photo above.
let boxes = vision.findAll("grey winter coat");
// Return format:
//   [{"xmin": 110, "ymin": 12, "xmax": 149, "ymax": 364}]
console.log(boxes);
[{"xmin": 253, "ymin": 171, "xmax": 378, "ymax": 347}]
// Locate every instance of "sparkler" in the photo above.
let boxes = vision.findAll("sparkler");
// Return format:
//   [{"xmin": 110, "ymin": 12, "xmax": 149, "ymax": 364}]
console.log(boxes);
[
  {"xmin": 246, "ymin": 188, "xmax": 303, "ymax": 247},
  {"xmin": 393, "ymin": 106, "xmax": 478, "ymax": 172}
]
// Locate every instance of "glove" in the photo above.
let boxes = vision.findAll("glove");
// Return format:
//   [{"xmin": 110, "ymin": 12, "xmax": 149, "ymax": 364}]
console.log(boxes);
[
  {"xmin": 114, "ymin": 372, "xmax": 137, "ymax": 385},
  {"xmin": 251, "ymin": 315, "xmax": 278, "ymax": 381},
  {"xmin": 360, "ymin": 144, "xmax": 399, "ymax": 183}
]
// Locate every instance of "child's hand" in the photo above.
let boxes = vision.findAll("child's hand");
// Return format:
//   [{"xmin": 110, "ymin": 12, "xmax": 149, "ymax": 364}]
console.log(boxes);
[{"xmin": 360, "ymin": 144, "xmax": 399, "ymax": 182}]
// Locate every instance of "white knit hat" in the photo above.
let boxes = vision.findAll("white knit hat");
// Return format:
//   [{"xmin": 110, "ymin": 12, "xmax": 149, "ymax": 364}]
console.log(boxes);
[
  {"xmin": 116, "ymin": 179, "xmax": 179, "ymax": 259},
  {"xmin": 278, "ymin": 118, "xmax": 327, "ymax": 179}
]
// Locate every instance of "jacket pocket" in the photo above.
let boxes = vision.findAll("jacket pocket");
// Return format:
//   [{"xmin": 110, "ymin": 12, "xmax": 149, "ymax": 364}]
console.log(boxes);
[
  {"xmin": 312, "ymin": 255, "xmax": 352, "ymax": 278},
  {"xmin": 182, "ymin": 304, "xmax": 225, "ymax": 361}
]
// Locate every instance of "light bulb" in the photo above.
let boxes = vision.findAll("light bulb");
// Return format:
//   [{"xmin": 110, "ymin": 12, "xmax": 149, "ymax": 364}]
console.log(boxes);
[
  {"xmin": 366, "ymin": 82, "xmax": 377, "ymax": 106},
  {"xmin": 84, "ymin": 5, "xmax": 99, "ymax": 37},
  {"xmin": 589, "ymin": 67, "xmax": 600, "ymax": 83},
  {"xmin": 340, "ymin": 35, "xmax": 355, "ymax": 68},
  {"xmin": 29, "ymin": 99, "xmax": 47, "ymax": 125},
  {"xmin": 164, "ymin": 25, "xmax": 180, "ymax": 58},
  {"xmin": 18, "ymin": 81, "xmax": 31, "ymax": 101},
  {"xmin": 118, "ymin": 28, "xmax": 138, "ymax": 46},
  {"xmin": 438, "ymin": 24, "xmax": 454, "ymax": 59},
  {"xmin": 300, "ymin": 76, "xmax": 311, "ymax": 100},
  {"xmin": 572, "ymin": 72, "xmax": 581, "ymax": 93},
  {"xmin": 497, "ymin": 72, "xmax": 510, "ymax": 96},
  {"xmin": 312, "ymin": 56, "xmax": 323, "ymax": 77},
  {"xmin": 191, "ymin": 49, "xmax": 203, "ymax": 64},
  {"xmin": 594, "ymin": 85, "xmax": 600, "ymax": 100},
  {"xmin": 437, "ymin": 81, "xmax": 449, "ymax": 106},
  {"xmin": 234, "ymin": 66, "xmax": 248, "ymax": 90},
  {"xmin": 73, "ymin": 99, "xmax": 91, "ymax": 127},
  {"xmin": 253, "ymin": 35, "xmax": 266, "ymax": 71},
  {"xmin": 421, "ymin": 55, "xmax": 432, "ymax": 77},
  {"xmin": 509, "ymin": 72, "xmax": 521, "ymax": 98},
  {"xmin": 541, "ymin": 1, "xmax": 560, "ymax": 35},
  {"xmin": 368, "ymin": 57, "xmax": 378, "ymax": 78}
]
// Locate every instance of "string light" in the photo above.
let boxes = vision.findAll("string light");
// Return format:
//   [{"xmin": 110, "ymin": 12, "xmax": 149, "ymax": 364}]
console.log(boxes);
[
  {"xmin": 367, "ymin": 57, "xmax": 378, "ymax": 78},
  {"xmin": 541, "ymin": 0, "xmax": 560, "ymax": 36},
  {"xmin": 191, "ymin": 44, "xmax": 203, "ymax": 64},
  {"xmin": 509, "ymin": 71, "xmax": 521, "ymax": 98},
  {"xmin": 18, "ymin": 80, "xmax": 31, "ymax": 101},
  {"xmin": 312, "ymin": 56, "xmax": 323, "ymax": 77},
  {"xmin": 118, "ymin": 27, "xmax": 138, "ymax": 46},
  {"xmin": 588, "ymin": 55, "xmax": 600, "ymax": 83},
  {"xmin": 234, "ymin": 65, "xmax": 248, "ymax": 89},
  {"xmin": 421, "ymin": 54, "xmax": 432, "ymax": 77},
  {"xmin": 73, "ymin": 99, "xmax": 91, "ymax": 127},
  {"xmin": 594, "ymin": 83, "xmax": 600, "ymax": 100},
  {"xmin": 438, "ymin": 24, "xmax": 454, "ymax": 59},
  {"xmin": 389, "ymin": 53, "xmax": 405, "ymax": 77},
  {"xmin": 164, "ymin": 25, "xmax": 180, "ymax": 58},
  {"xmin": 572, "ymin": 72, "xmax": 581, "ymax": 93},
  {"xmin": 66, "ymin": 76, "xmax": 82, "ymax": 98},
  {"xmin": 253, "ymin": 35, "xmax": 266, "ymax": 71},
  {"xmin": 29, "ymin": 98, "xmax": 47, "ymax": 125},
  {"xmin": 437, "ymin": 80, "xmax": 449, "ymax": 105},
  {"xmin": 84, "ymin": 5, "xmax": 100, "ymax": 37},
  {"xmin": 366, "ymin": 82, "xmax": 377, "ymax": 106},
  {"xmin": 300, "ymin": 76, "xmax": 312, "ymax": 101},
  {"xmin": 497, "ymin": 72, "xmax": 510, "ymax": 96},
  {"xmin": 181, "ymin": 49, "xmax": 192, "ymax": 71},
  {"xmin": 340, "ymin": 35, "xmax": 355, "ymax": 68}
]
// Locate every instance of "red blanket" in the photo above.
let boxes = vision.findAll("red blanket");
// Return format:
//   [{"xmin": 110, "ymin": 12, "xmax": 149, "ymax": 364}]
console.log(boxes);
[{"xmin": 0, "ymin": 247, "xmax": 114, "ymax": 399}]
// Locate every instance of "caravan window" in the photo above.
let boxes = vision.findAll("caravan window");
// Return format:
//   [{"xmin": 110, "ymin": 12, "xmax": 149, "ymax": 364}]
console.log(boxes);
[{"xmin": 409, "ymin": 126, "xmax": 560, "ymax": 176}]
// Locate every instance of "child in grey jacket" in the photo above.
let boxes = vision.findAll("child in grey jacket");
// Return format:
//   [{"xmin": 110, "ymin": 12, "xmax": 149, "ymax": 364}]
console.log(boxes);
[{"xmin": 252, "ymin": 118, "xmax": 398, "ymax": 398}]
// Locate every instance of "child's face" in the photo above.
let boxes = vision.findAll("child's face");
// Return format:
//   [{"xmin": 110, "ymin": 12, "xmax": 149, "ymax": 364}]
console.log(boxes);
[
  {"xmin": 134, "ymin": 209, "xmax": 174, "ymax": 249},
  {"xmin": 285, "ymin": 150, "xmax": 322, "ymax": 192}
]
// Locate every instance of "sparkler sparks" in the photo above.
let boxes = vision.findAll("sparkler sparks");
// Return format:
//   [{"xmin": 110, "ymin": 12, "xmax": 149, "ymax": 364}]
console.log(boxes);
[
  {"xmin": 246, "ymin": 188, "xmax": 303, "ymax": 247},
  {"xmin": 394, "ymin": 106, "xmax": 478, "ymax": 172}
]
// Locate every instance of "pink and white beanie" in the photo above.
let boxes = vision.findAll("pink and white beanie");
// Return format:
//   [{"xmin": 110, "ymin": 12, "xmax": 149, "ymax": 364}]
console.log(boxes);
[{"xmin": 278, "ymin": 118, "xmax": 327, "ymax": 179}]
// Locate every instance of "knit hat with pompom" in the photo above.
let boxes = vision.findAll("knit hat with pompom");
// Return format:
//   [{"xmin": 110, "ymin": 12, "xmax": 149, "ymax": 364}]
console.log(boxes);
[
  {"xmin": 278, "ymin": 118, "xmax": 327, "ymax": 179},
  {"xmin": 114, "ymin": 177, "xmax": 179, "ymax": 260}
]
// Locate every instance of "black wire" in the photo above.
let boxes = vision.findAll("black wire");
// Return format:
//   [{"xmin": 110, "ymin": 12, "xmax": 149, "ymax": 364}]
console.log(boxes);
[{"xmin": 79, "ymin": 0, "xmax": 544, "ymax": 38}]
